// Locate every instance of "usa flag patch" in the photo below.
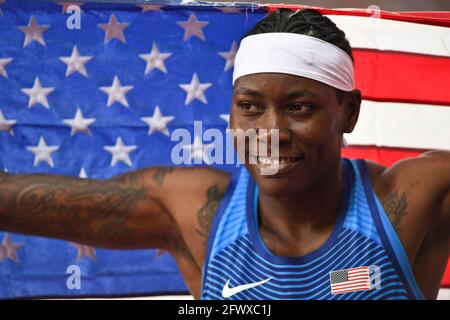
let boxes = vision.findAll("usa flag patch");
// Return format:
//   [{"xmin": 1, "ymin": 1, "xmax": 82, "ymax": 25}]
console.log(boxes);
[{"xmin": 329, "ymin": 266, "xmax": 375, "ymax": 295}]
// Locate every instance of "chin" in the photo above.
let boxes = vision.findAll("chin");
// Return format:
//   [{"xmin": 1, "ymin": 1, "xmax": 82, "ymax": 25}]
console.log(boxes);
[
  {"xmin": 246, "ymin": 164, "xmax": 309, "ymax": 198},
  {"xmin": 256, "ymin": 178, "xmax": 296, "ymax": 197}
]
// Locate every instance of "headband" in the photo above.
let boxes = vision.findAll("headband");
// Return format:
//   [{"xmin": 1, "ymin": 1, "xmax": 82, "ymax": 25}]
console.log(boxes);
[{"xmin": 232, "ymin": 33, "xmax": 355, "ymax": 92}]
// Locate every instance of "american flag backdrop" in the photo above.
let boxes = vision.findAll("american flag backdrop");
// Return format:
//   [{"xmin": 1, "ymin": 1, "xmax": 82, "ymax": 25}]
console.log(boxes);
[{"xmin": 0, "ymin": 0, "xmax": 449, "ymax": 298}]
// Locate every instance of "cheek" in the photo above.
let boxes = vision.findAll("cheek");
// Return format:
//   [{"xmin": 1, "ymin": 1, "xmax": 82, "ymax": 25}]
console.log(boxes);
[
  {"xmin": 292, "ymin": 116, "xmax": 337, "ymax": 144},
  {"xmin": 230, "ymin": 110, "xmax": 250, "ymax": 131}
]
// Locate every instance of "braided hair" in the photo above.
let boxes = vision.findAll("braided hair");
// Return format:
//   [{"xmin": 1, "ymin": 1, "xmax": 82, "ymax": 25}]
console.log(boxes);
[
  {"xmin": 243, "ymin": 9, "xmax": 354, "ymax": 103},
  {"xmin": 244, "ymin": 8, "xmax": 353, "ymax": 61}
]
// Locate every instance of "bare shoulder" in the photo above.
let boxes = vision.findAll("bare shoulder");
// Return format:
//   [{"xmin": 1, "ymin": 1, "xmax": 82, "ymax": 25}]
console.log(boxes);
[
  {"xmin": 146, "ymin": 166, "xmax": 231, "ymax": 262},
  {"xmin": 367, "ymin": 151, "xmax": 450, "ymax": 222},
  {"xmin": 373, "ymin": 151, "xmax": 450, "ymax": 299},
  {"xmin": 154, "ymin": 166, "xmax": 231, "ymax": 208},
  {"xmin": 385, "ymin": 151, "xmax": 450, "ymax": 184},
  {"xmin": 367, "ymin": 151, "xmax": 450, "ymax": 263}
]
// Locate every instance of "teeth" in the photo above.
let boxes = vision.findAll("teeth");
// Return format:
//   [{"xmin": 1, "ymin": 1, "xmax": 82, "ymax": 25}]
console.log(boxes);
[{"xmin": 256, "ymin": 156, "xmax": 299, "ymax": 166}]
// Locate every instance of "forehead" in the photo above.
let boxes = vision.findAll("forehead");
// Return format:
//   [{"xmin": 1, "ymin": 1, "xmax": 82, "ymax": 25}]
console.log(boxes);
[{"xmin": 233, "ymin": 73, "xmax": 335, "ymax": 102}]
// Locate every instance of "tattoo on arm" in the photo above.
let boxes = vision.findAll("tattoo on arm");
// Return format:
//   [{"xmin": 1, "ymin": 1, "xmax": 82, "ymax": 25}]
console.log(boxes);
[
  {"xmin": 153, "ymin": 167, "xmax": 175, "ymax": 186},
  {"xmin": 0, "ymin": 170, "xmax": 153, "ymax": 247},
  {"xmin": 381, "ymin": 191, "xmax": 408, "ymax": 233},
  {"xmin": 195, "ymin": 185, "xmax": 224, "ymax": 245}
]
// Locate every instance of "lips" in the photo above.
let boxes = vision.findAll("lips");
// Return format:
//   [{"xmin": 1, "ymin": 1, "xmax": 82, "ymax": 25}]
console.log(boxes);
[
  {"xmin": 257, "ymin": 156, "xmax": 302, "ymax": 166},
  {"xmin": 249, "ymin": 155, "xmax": 304, "ymax": 175}
]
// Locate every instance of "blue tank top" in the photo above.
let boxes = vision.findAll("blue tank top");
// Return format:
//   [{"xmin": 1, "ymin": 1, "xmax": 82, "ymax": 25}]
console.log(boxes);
[{"xmin": 201, "ymin": 158, "xmax": 425, "ymax": 300}]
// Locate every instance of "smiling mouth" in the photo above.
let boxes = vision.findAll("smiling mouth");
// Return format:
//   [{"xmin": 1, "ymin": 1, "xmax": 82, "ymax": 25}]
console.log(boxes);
[{"xmin": 249, "ymin": 155, "xmax": 304, "ymax": 168}]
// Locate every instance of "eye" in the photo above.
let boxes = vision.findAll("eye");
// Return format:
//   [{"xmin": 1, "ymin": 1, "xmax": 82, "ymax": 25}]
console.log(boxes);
[
  {"xmin": 237, "ymin": 102, "xmax": 264, "ymax": 113},
  {"xmin": 287, "ymin": 104, "xmax": 314, "ymax": 114}
]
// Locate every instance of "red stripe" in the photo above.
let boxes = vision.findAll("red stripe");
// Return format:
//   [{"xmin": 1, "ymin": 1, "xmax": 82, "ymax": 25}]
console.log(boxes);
[
  {"xmin": 348, "ymin": 271, "xmax": 369, "ymax": 276},
  {"xmin": 348, "ymin": 270, "xmax": 369, "ymax": 276},
  {"xmin": 348, "ymin": 276, "xmax": 370, "ymax": 281},
  {"xmin": 353, "ymin": 49, "xmax": 450, "ymax": 106},
  {"xmin": 399, "ymin": 12, "xmax": 450, "ymax": 20},
  {"xmin": 332, "ymin": 280, "xmax": 370, "ymax": 289},
  {"xmin": 341, "ymin": 146, "xmax": 425, "ymax": 167},
  {"xmin": 332, "ymin": 286, "xmax": 371, "ymax": 294},
  {"xmin": 348, "ymin": 271, "xmax": 368, "ymax": 276},
  {"xmin": 442, "ymin": 262, "xmax": 450, "ymax": 288},
  {"xmin": 334, "ymin": 282, "xmax": 370, "ymax": 289},
  {"xmin": 332, "ymin": 284, "xmax": 371, "ymax": 292},
  {"xmin": 264, "ymin": 5, "xmax": 450, "ymax": 27}
]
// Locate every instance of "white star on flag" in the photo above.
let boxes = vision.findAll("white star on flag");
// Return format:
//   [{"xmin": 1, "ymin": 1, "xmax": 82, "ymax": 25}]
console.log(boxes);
[
  {"xmin": 26, "ymin": 136, "xmax": 59, "ymax": 167},
  {"xmin": 104, "ymin": 137, "xmax": 137, "ymax": 167},
  {"xmin": 139, "ymin": 43, "xmax": 172, "ymax": 74},
  {"xmin": 21, "ymin": 77, "xmax": 55, "ymax": 109},
  {"xmin": 0, "ymin": 58, "xmax": 12, "ymax": 78},
  {"xmin": 71, "ymin": 242, "xmax": 97, "ymax": 262},
  {"xmin": 0, "ymin": 110, "xmax": 16, "ymax": 136},
  {"xmin": 137, "ymin": 4, "xmax": 163, "ymax": 12},
  {"xmin": 182, "ymin": 135, "xmax": 214, "ymax": 164},
  {"xmin": 179, "ymin": 73, "xmax": 212, "ymax": 105},
  {"xmin": 18, "ymin": 16, "xmax": 49, "ymax": 47},
  {"xmin": 177, "ymin": 14, "xmax": 209, "ymax": 41},
  {"xmin": 219, "ymin": 41, "xmax": 238, "ymax": 71},
  {"xmin": 140, "ymin": 106, "xmax": 174, "ymax": 136},
  {"xmin": 63, "ymin": 108, "xmax": 96, "ymax": 136},
  {"xmin": 79, "ymin": 167, "xmax": 88, "ymax": 179},
  {"xmin": 99, "ymin": 76, "xmax": 133, "ymax": 108},
  {"xmin": 60, "ymin": 46, "xmax": 92, "ymax": 77},
  {"xmin": 98, "ymin": 14, "xmax": 129, "ymax": 43},
  {"xmin": 0, "ymin": 233, "xmax": 24, "ymax": 263},
  {"xmin": 57, "ymin": 2, "xmax": 84, "ymax": 13},
  {"xmin": 220, "ymin": 114, "xmax": 230, "ymax": 128}
]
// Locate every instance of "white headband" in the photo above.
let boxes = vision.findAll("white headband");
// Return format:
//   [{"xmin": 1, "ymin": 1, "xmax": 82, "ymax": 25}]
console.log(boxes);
[{"xmin": 232, "ymin": 33, "xmax": 355, "ymax": 92}]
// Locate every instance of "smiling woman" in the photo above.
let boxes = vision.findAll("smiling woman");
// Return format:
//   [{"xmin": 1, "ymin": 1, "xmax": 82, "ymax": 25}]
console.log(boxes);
[{"xmin": 229, "ymin": 9, "xmax": 362, "ymax": 197}]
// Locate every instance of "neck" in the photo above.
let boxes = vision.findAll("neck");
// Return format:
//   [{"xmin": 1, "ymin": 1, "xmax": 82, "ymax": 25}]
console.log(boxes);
[{"xmin": 258, "ymin": 159, "xmax": 346, "ymax": 237}]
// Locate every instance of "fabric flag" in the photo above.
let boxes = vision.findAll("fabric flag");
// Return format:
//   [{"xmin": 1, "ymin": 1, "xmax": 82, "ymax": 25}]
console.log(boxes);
[
  {"xmin": 0, "ymin": 0, "xmax": 448, "ymax": 298},
  {"xmin": 330, "ymin": 266, "xmax": 372, "ymax": 295}
]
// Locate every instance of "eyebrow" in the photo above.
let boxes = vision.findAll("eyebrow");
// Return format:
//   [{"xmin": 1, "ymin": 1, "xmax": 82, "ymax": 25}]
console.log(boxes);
[
  {"xmin": 234, "ymin": 87, "xmax": 320, "ymax": 100},
  {"xmin": 233, "ymin": 87, "xmax": 263, "ymax": 97}
]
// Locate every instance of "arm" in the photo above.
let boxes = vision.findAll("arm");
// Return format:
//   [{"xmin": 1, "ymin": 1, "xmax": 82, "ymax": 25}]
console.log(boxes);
[
  {"xmin": 0, "ymin": 168, "xmax": 175, "ymax": 250},
  {"xmin": 385, "ymin": 150, "xmax": 450, "ymax": 243},
  {"xmin": 418, "ymin": 151, "xmax": 450, "ymax": 231}
]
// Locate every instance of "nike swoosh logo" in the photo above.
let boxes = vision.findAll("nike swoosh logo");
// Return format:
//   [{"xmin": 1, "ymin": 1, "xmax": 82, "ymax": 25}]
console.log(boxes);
[{"xmin": 221, "ymin": 277, "xmax": 272, "ymax": 298}]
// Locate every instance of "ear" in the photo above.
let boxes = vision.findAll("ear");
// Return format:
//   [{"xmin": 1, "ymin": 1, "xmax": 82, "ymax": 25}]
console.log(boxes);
[{"xmin": 343, "ymin": 89, "xmax": 361, "ymax": 134}]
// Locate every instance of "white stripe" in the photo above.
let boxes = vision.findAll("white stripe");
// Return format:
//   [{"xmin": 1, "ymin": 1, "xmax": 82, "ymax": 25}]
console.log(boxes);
[
  {"xmin": 345, "ymin": 100, "xmax": 450, "ymax": 150},
  {"xmin": 326, "ymin": 15, "xmax": 450, "ymax": 57},
  {"xmin": 438, "ymin": 288, "xmax": 450, "ymax": 300}
]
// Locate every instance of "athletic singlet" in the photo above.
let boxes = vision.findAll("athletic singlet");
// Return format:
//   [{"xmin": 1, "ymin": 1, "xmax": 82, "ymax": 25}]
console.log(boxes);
[{"xmin": 201, "ymin": 158, "xmax": 425, "ymax": 300}]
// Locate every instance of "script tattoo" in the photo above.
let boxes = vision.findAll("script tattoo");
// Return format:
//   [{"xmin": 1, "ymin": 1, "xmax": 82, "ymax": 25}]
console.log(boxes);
[
  {"xmin": 195, "ymin": 185, "xmax": 224, "ymax": 245},
  {"xmin": 381, "ymin": 191, "xmax": 408, "ymax": 234},
  {"xmin": 0, "ymin": 170, "xmax": 151, "ymax": 247}
]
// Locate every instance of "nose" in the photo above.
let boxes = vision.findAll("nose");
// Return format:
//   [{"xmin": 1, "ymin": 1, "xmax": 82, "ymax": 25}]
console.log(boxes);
[{"xmin": 257, "ymin": 109, "xmax": 292, "ymax": 145}]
